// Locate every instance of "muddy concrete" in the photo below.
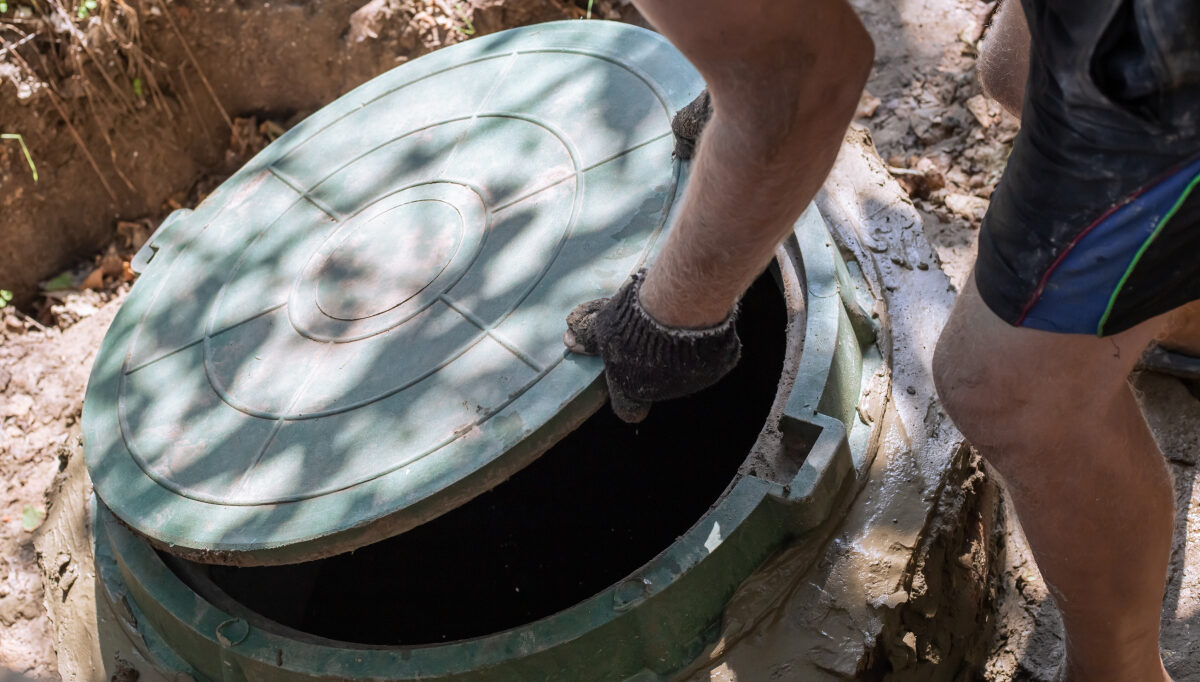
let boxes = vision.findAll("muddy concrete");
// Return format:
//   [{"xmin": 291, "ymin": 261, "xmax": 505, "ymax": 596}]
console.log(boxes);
[
  {"xmin": 865, "ymin": 446, "xmax": 1001, "ymax": 679},
  {"xmin": 674, "ymin": 127, "xmax": 1003, "ymax": 681},
  {"xmin": 33, "ymin": 428, "xmax": 177, "ymax": 682},
  {"xmin": 0, "ymin": 291, "xmax": 122, "ymax": 679}
]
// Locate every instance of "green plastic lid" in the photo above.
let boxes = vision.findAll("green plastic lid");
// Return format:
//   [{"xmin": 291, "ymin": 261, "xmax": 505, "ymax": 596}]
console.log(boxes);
[{"xmin": 82, "ymin": 21, "xmax": 702, "ymax": 566}]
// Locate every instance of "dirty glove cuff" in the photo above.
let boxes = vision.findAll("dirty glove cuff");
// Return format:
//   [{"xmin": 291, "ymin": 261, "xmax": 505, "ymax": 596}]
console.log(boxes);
[
  {"xmin": 565, "ymin": 270, "xmax": 741, "ymax": 422},
  {"xmin": 597, "ymin": 271, "xmax": 741, "ymax": 402}
]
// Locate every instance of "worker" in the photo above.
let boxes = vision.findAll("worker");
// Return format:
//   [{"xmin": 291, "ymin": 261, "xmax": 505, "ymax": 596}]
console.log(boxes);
[{"xmin": 564, "ymin": 1, "xmax": 1200, "ymax": 680}]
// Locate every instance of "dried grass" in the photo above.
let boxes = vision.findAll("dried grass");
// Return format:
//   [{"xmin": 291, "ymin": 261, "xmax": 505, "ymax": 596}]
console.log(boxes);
[{"xmin": 0, "ymin": 0, "xmax": 196, "ymax": 199}]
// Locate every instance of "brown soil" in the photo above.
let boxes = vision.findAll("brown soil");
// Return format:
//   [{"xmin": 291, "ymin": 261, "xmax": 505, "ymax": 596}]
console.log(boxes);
[
  {"xmin": 0, "ymin": 0, "xmax": 599, "ymax": 309},
  {"xmin": 869, "ymin": 447, "xmax": 1005, "ymax": 680}
]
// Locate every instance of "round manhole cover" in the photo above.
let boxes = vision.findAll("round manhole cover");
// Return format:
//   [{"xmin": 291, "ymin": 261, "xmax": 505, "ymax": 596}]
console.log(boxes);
[{"xmin": 83, "ymin": 21, "xmax": 703, "ymax": 565}]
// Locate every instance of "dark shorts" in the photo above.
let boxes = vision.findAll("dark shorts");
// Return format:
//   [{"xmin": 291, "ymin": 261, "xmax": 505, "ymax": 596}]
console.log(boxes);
[{"xmin": 976, "ymin": 0, "xmax": 1200, "ymax": 336}]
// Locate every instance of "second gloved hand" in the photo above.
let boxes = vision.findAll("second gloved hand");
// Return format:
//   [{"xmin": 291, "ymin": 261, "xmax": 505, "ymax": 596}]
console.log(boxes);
[{"xmin": 563, "ymin": 270, "xmax": 741, "ymax": 423}]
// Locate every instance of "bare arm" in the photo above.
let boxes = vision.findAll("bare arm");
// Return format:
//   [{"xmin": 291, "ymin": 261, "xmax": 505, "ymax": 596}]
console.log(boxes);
[
  {"xmin": 978, "ymin": 0, "xmax": 1031, "ymax": 118},
  {"xmin": 561, "ymin": 1, "xmax": 875, "ymax": 421},
  {"xmin": 631, "ymin": 0, "xmax": 875, "ymax": 327}
]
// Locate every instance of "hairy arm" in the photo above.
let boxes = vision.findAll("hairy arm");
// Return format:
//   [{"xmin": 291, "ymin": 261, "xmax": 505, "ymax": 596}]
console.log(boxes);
[{"xmin": 630, "ymin": 0, "xmax": 875, "ymax": 327}]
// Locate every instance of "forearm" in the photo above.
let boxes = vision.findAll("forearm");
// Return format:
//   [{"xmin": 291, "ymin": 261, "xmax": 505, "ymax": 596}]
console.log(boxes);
[{"xmin": 632, "ymin": 0, "xmax": 874, "ymax": 327}]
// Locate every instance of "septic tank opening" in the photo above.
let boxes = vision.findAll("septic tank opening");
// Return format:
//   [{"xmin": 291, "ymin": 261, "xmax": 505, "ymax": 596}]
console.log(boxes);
[{"xmin": 169, "ymin": 272, "xmax": 788, "ymax": 646}]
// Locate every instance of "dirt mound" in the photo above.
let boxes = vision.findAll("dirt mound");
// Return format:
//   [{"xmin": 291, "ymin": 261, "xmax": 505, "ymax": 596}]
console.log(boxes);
[{"xmin": 0, "ymin": 0, "xmax": 598, "ymax": 308}]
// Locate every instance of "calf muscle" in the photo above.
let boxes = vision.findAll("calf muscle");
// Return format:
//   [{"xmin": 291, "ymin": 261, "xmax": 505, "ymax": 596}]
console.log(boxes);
[{"xmin": 934, "ymin": 276, "xmax": 1174, "ymax": 682}]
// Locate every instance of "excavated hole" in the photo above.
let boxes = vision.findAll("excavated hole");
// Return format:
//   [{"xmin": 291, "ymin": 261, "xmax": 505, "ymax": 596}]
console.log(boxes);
[{"xmin": 164, "ymin": 272, "xmax": 788, "ymax": 646}]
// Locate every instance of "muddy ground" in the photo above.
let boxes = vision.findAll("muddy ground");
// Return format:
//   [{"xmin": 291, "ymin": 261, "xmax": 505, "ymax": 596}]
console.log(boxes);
[{"xmin": 1, "ymin": 0, "xmax": 1198, "ymax": 679}]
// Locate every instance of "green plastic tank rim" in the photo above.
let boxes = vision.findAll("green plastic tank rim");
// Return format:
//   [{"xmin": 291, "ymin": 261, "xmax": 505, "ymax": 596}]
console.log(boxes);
[{"xmin": 94, "ymin": 204, "xmax": 884, "ymax": 682}]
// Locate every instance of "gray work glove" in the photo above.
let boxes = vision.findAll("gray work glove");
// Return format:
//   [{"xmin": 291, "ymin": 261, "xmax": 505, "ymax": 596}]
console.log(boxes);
[
  {"xmin": 671, "ymin": 89, "xmax": 712, "ymax": 160},
  {"xmin": 563, "ymin": 92, "xmax": 732, "ymax": 423},
  {"xmin": 564, "ymin": 270, "xmax": 741, "ymax": 424}
]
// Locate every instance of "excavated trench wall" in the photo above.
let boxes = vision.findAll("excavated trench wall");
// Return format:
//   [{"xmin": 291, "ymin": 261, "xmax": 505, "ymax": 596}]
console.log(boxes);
[{"xmin": 0, "ymin": 0, "xmax": 583, "ymax": 305}]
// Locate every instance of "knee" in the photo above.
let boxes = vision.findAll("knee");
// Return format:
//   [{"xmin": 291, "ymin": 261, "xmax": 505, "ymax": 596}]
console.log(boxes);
[
  {"xmin": 932, "ymin": 337, "xmax": 991, "ymax": 444},
  {"xmin": 1160, "ymin": 300, "xmax": 1200, "ymax": 355},
  {"xmin": 814, "ymin": 15, "xmax": 876, "ymax": 98},
  {"xmin": 788, "ymin": 17, "xmax": 875, "ymax": 122},
  {"xmin": 932, "ymin": 329, "xmax": 1040, "ymax": 461}
]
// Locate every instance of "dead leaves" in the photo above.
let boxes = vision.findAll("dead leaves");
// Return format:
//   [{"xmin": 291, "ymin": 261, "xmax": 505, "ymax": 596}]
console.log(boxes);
[
  {"xmin": 22, "ymin": 217, "xmax": 153, "ymax": 330},
  {"xmin": 857, "ymin": 90, "xmax": 883, "ymax": 120},
  {"xmin": 943, "ymin": 193, "xmax": 990, "ymax": 224},
  {"xmin": 224, "ymin": 116, "xmax": 286, "ymax": 168},
  {"xmin": 889, "ymin": 153, "xmax": 991, "ymax": 229},
  {"xmin": 889, "ymin": 156, "xmax": 947, "ymax": 200},
  {"xmin": 79, "ymin": 227, "xmax": 144, "ymax": 292}
]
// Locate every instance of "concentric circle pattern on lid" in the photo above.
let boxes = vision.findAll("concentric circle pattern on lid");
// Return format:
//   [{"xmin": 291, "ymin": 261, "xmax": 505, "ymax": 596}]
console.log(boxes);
[{"xmin": 82, "ymin": 21, "xmax": 703, "ymax": 565}]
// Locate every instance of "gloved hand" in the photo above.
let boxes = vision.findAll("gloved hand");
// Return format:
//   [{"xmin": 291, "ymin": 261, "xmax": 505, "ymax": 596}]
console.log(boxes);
[
  {"xmin": 563, "ymin": 270, "xmax": 741, "ymax": 423},
  {"xmin": 671, "ymin": 89, "xmax": 712, "ymax": 160}
]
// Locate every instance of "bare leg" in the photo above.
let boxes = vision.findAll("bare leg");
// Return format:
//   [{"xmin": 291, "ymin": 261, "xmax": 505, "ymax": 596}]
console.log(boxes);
[
  {"xmin": 1159, "ymin": 301, "xmax": 1200, "ymax": 357},
  {"xmin": 934, "ymin": 275, "xmax": 1175, "ymax": 682},
  {"xmin": 627, "ymin": 0, "xmax": 874, "ymax": 328}
]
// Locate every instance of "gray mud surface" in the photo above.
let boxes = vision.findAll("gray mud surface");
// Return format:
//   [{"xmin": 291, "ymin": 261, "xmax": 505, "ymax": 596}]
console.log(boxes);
[{"xmin": 0, "ymin": 294, "xmax": 121, "ymax": 678}]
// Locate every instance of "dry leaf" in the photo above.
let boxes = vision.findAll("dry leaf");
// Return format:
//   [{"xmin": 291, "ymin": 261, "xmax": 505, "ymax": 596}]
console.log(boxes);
[
  {"xmin": 100, "ymin": 244, "xmax": 123, "ymax": 278},
  {"xmin": 965, "ymin": 94, "xmax": 996, "ymax": 129},
  {"xmin": 117, "ymin": 220, "xmax": 152, "ymax": 251},
  {"xmin": 80, "ymin": 268, "xmax": 105, "ymax": 291},
  {"xmin": 857, "ymin": 91, "xmax": 882, "ymax": 119},
  {"xmin": 944, "ymin": 193, "xmax": 990, "ymax": 224},
  {"xmin": 893, "ymin": 157, "xmax": 946, "ymax": 199}
]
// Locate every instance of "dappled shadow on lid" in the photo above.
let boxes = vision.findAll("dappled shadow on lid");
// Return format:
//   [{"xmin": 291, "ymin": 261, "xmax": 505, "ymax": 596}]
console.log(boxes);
[
  {"xmin": 173, "ymin": 274, "xmax": 787, "ymax": 646},
  {"xmin": 81, "ymin": 22, "xmax": 708, "ymax": 564}
]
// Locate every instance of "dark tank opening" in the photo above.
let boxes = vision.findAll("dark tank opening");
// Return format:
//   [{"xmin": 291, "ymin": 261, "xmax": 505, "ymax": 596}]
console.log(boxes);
[{"xmin": 176, "ymin": 271, "xmax": 788, "ymax": 646}]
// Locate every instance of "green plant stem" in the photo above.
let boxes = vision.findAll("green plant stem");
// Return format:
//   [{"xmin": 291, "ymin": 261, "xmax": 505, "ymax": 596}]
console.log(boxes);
[{"xmin": 1, "ymin": 133, "xmax": 39, "ymax": 182}]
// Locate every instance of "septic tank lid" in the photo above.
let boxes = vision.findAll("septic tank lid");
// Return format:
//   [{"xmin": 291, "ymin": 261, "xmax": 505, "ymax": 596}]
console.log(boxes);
[{"xmin": 81, "ymin": 21, "xmax": 702, "ymax": 566}]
